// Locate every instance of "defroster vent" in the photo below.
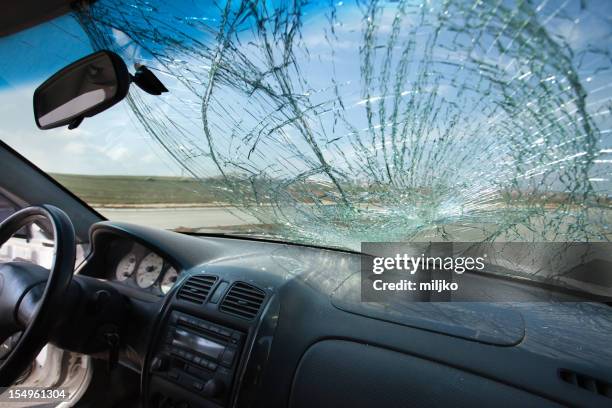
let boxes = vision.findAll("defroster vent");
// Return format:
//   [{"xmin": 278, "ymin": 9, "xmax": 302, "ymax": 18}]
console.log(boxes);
[
  {"xmin": 177, "ymin": 275, "xmax": 217, "ymax": 304},
  {"xmin": 220, "ymin": 282, "xmax": 266, "ymax": 319},
  {"xmin": 559, "ymin": 369, "xmax": 612, "ymax": 398}
]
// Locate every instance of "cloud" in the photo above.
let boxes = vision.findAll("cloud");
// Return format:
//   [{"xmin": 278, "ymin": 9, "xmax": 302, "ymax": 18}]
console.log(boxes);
[
  {"xmin": 64, "ymin": 142, "xmax": 87, "ymax": 154},
  {"xmin": 105, "ymin": 145, "xmax": 130, "ymax": 161}
]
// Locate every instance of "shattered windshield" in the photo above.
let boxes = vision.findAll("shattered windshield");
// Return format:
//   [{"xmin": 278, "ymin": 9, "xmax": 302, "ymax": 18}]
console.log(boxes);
[{"xmin": 0, "ymin": 0, "xmax": 611, "ymax": 250}]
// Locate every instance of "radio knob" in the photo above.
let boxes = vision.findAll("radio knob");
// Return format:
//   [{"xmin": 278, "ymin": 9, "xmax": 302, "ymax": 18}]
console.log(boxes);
[
  {"xmin": 151, "ymin": 356, "xmax": 169, "ymax": 372},
  {"xmin": 202, "ymin": 378, "xmax": 225, "ymax": 398}
]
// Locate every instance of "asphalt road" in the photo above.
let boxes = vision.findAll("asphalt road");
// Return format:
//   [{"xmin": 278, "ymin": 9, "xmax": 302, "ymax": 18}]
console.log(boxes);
[{"xmin": 96, "ymin": 206, "xmax": 259, "ymax": 231}]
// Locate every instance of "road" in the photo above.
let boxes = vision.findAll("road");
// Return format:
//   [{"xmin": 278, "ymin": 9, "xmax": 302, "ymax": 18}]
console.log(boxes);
[{"xmin": 96, "ymin": 206, "xmax": 259, "ymax": 231}]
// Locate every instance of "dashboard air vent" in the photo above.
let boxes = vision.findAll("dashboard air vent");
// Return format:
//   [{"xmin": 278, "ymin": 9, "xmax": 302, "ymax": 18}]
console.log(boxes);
[
  {"xmin": 219, "ymin": 282, "xmax": 266, "ymax": 319},
  {"xmin": 177, "ymin": 275, "xmax": 217, "ymax": 304},
  {"xmin": 559, "ymin": 369, "xmax": 612, "ymax": 398}
]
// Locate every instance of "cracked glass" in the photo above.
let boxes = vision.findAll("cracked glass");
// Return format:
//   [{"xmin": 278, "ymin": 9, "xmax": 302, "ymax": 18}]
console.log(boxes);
[{"xmin": 1, "ymin": 0, "xmax": 611, "ymax": 251}]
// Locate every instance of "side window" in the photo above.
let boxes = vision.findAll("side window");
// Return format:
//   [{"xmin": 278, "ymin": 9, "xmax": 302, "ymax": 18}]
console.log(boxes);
[
  {"xmin": 0, "ymin": 189, "xmax": 87, "ymax": 268},
  {"xmin": 0, "ymin": 189, "xmax": 17, "ymax": 223},
  {"xmin": 0, "ymin": 189, "xmax": 55, "ymax": 268}
]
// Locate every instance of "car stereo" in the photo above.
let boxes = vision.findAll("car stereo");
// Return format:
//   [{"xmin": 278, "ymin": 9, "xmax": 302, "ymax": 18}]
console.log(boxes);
[
  {"xmin": 172, "ymin": 328, "xmax": 226, "ymax": 360},
  {"xmin": 150, "ymin": 311, "xmax": 245, "ymax": 403}
]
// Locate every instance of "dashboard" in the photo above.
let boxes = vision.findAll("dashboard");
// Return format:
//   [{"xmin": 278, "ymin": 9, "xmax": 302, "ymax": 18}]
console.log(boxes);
[{"xmin": 74, "ymin": 221, "xmax": 612, "ymax": 408}]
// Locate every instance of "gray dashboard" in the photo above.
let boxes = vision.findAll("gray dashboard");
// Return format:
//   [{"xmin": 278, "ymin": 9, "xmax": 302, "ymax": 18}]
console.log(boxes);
[{"xmin": 78, "ymin": 221, "xmax": 612, "ymax": 407}]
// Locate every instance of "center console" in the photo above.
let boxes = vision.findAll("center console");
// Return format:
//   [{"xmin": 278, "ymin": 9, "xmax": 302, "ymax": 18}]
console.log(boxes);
[{"xmin": 149, "ymin": 311, "xmax": 246, "ymax": 407}]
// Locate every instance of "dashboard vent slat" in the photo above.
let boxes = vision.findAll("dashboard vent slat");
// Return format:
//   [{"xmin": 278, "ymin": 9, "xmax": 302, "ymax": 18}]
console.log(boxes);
[
  {"xmin": 220, "ymin": 282, "xmax": 266, "ymax": 319},
  {"xmin": 225, "ymin": 293, "xmax": 262, "ymax": 305},
  {"xmin": 227, "ymin": 289, "xmax": 265, "ymax": 302},
  {"xmin": 177, "ymin": 275, "xmax": 217, "ymax": 304},
  {"xmin": 560, "ymin": 369, "xmax": 612, "ymax": 398}
]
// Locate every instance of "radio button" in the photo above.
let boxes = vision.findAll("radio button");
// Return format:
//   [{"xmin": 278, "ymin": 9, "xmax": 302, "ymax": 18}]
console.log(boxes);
[
  {"xmin": 221, "ymin": 348, "xmax": 236, "ymax": 366},
  {"xmin": 203, "ymin": 379, "xmax": 225, "ymax": 398}
]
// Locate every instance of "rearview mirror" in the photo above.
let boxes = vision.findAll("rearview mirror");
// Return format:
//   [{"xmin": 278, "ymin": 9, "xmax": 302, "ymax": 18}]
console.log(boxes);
[{"xmin": 33, "ymin": 50, "xmax": 130, "ymax": 130}]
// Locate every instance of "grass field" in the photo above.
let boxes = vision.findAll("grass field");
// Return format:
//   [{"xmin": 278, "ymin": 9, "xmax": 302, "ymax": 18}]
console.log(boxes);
[
  {"xmin": 51, "ymin": 173, "xmax": 612, "ymax": 209},
  {"xmin": 50, "ymin": 173, "xmax": 342, "ymax": 206},
  {"xmin": 51, "ymin": 173, "xmax": 224, "ymax": 206}
]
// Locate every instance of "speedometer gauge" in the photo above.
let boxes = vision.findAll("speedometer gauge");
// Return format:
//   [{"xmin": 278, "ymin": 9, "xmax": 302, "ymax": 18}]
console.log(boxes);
[
  {"xmin": 136, "ymin": 253, "xmax": 164, "ymax": 288},
  {"xmin": 115, "ymin": 253, "xmax": 137, "ymax": 281},
  {"xmin": 160, "ymin": 268, "xmax": 179, "ymax": 294}
]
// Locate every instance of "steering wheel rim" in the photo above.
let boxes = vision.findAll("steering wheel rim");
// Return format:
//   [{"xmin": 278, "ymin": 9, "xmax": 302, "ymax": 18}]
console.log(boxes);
[{"xmin": 0, "ymin": 205, "xmax": 75, "ymax": 386}]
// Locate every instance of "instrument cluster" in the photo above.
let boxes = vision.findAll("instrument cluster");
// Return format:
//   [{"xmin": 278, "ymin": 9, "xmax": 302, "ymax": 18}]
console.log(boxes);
[{"xmin": 108, "ymin": 240, "xmax": 180, "ymax": 295}]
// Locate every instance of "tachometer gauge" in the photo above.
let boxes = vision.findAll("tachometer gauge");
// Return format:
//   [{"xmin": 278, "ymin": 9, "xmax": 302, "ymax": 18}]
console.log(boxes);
[
  {"xmin": 115, "ymin": 253, "xmax": 137, "ymax": 281},
  {"xmin": 136, "ymin": 253, "xmax": 164, "ymax": 288},
  {"xmin": 160, "ymin": 268, "xmax": 179, "ymax": 294}
]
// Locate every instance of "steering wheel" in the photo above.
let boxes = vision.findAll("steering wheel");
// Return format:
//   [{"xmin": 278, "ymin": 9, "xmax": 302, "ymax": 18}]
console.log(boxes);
[{"xmin": 0, "ymin": 205, "xmax": 76, "ymax": 386}]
